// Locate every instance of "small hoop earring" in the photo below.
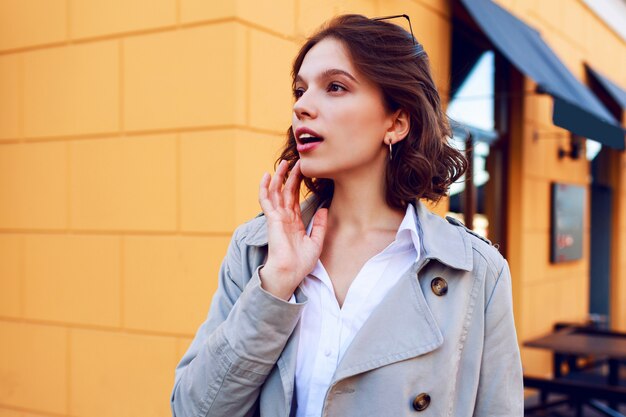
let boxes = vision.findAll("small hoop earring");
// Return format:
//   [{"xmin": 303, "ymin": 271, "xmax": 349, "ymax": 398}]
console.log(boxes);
[{"xmin": 388, "ymin": 139, "xmax": 393, "ymax": 161}]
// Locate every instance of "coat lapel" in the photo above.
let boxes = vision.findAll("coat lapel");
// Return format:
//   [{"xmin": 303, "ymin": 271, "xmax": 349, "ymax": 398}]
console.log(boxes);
[
  {"xmin": 330, "ymin": 201, "xmax": 474, "ymax": 383},
  {"xmin": 331, "ymin": 257, "xmax": 442, "ymax": 382},
  {"xmin": 243, "ymin": 197, "xmax": 475, "ymax": 405}
]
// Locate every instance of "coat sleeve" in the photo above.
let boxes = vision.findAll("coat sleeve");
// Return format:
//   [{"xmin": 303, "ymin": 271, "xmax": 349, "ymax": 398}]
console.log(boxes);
[
  {"xmin": 170, "ymin": 225, "xmax": 306, "ymax": 417},
  {"xmin": 473, "ymin": 259, "xmax": 524, "ymax": 417}
]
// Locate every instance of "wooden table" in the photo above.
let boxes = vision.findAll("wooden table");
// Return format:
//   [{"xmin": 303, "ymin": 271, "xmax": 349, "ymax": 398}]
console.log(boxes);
[{"xmin": 523, "ymin": 326, "xmax": 626, "ymax": 417}]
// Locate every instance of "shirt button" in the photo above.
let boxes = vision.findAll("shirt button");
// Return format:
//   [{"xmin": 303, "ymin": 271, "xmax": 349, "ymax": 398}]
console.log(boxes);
[
  {"xmin": 431, "ymin": 277, "xmax": 448, "ymax": 296},
  {"xmin": 324, "ymin": 349, "xmax": 332, "ymax": 357},
  {"xmin": 412, "ymin": 393, "xmax": 431, "ymax": 411}
]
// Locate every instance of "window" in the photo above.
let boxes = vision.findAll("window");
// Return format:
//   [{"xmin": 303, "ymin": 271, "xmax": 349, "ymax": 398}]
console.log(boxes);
[{"xmin": 446, "ymin": 16, "xmax": 513, "ymax": 255}]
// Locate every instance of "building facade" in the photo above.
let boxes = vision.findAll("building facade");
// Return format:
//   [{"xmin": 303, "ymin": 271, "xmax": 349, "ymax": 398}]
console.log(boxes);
[{"xmin": 0, "ymin": 0, "xmax": 624, "ymax": 415}]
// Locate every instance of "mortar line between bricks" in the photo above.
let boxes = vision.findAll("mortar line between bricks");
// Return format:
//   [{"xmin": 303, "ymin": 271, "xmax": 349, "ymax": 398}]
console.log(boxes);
[
  {"xmin": 0, "ymin": 16, "xmax": 302, "ymax": 56},
  {"xmin": 0, "ymin": 316, "xmax": 197, "ymax": 339},
  {"xmin": 0, "ymin": 403, "xmax": 68, "ymax": 417},
  {"xmin": 7, "ymin": 124, "xmax": 286, "ymax": 143},
  {"xmin": 0, "ymin": 229, "xmax": 233, "ymax": 237}
]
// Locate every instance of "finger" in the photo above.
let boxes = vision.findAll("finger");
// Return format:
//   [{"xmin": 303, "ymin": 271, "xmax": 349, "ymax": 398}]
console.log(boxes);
[
  {"xmin": 269, "ymin": 160, "xmax": 288, "ymax": 208},
  {"xmin": 294, "ymin": 170, "xmax": 302, "ymax": 208},
  {"xmin": 283, "ymin": 160, "xmax": 302, "ymax": 210},
  {"xmin": 309, "ymin": 208, "xmax": 328, "ymax": 249},
  {"xmin": 258, "ymin": 172, "xmax": 273, "ymax": 213},
  {"xmin": 294, "ymin": 193, "xmax": 302, "ymax": 218}
]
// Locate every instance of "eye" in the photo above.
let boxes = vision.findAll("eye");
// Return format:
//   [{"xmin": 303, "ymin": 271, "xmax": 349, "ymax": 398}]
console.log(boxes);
[
  {"xmin": 293, "ymin": 88, "xmax": 305, "ymax": 99},
  {"xmin": 328, "ymin": 82, "xmax": 346, "ymax": 93}
]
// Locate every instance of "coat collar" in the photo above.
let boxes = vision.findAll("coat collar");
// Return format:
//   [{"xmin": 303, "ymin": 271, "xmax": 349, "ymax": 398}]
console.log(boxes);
[
  {"xmin": 413, "ymin": 201, "xmax": 473, "ymax": 272},
  {"xmin": 243, "ymin": 196, "xmax": 473, "ymax": 272}
]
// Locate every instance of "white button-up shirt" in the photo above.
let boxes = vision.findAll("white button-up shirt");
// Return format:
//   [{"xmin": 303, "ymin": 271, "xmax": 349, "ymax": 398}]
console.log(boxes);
[{"xmin": 294, "ymin": 204, "xmax": 421, "ymax": 417}]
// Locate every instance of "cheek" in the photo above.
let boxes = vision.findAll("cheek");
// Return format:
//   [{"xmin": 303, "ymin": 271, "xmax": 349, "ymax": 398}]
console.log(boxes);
[{"xmin": 333, "ymin": 99, "xmax": 386, "ymax": 146}]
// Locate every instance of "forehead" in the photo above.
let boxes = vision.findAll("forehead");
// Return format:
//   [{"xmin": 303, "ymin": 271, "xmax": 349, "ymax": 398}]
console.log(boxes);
[{"xmin": 296, "ymin": 37, "xmax": 356, "ymax": 80}]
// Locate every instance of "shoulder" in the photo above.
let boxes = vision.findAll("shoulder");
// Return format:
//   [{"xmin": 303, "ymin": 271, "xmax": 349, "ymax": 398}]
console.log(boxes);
[
  {"xmin": 444, "ymin": 215, "xmax": 506, "ymax": 278},
  {"xmin": 229, "ymin": 212, "xmax": 267, "ymax": 248},
  {"xmin": 444, "ymin": 216, "xmax": 492, "ymax": 246},
  {"xmin": 443, "ymin": 217, "xmax": 512, "ymax": 314},
  {"xmin": 221, "ymin": 212, "xmax": 267, "ymax": 267},
  {"xmin": 232, "ymin": 196, "xmax": 321, "ymax": 248}
]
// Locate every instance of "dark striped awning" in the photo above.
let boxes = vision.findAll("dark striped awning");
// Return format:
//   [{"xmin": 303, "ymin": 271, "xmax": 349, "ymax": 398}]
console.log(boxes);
[
  {"xmin": 585, "ymin": 64, "xmax": 626, "ymax": 112},
  {"xmin": 460, "ymin": 0, "xmax": 625, "ymax": 150}
]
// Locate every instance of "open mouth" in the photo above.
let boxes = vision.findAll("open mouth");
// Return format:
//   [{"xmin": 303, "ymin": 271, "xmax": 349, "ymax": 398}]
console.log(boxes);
[
  {"xmin": 296, "ymin": 133, "xmax": 324, "ymax": 152},
  {"xmin": 295, "ymin": 128, "xmax": 324, "ymax": 152},
  {"xmin": 298, "ymin": 134, "xmax": 324, "ymax": 144}
]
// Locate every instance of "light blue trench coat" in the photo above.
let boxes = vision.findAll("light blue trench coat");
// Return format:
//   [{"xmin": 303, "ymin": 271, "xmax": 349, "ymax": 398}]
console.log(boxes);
[{"xmin": 171, "ymin": 197, "xmax": 524, "ymax": 417}]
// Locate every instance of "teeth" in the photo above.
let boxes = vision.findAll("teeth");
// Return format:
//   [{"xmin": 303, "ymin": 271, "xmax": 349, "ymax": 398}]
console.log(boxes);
[{"xmin": 300, "ymin": 133, "xmax": 315, "ymax": 139}]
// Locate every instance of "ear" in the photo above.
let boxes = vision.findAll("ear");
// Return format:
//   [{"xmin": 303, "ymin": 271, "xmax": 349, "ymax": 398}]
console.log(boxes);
[{"xmin": 385, "ymin": 109, "xmax": 410, "ymax": 144}]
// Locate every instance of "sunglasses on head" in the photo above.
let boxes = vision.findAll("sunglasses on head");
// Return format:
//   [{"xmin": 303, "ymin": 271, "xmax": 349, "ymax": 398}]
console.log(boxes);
[{"xmin": 372, "ymin": 14, "xmax": 416, "ymax": 46}]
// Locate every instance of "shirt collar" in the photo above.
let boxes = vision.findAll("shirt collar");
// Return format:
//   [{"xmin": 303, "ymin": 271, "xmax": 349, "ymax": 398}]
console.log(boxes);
[
  {"xmin": 244, "ymin": 196, "xmax": 472, "ymax": 272},
  {"xmin": 303, "ymin": 202, "xmax": 419, "ymax": 261},
  {"xmin": 395, "ymin": 203, "xmax": 421, "ymax": 261}
]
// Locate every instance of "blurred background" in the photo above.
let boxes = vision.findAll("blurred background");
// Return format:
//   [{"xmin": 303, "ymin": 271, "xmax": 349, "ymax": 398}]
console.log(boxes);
[{"xmin": 0, "ymin": 0, "xmax": 625, "ymax": 416}]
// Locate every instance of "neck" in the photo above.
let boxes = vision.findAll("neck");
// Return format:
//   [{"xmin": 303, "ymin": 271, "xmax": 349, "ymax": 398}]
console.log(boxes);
[{"xmin": 326, "ymin": 164, "xmax": 405, "ymax": 233}]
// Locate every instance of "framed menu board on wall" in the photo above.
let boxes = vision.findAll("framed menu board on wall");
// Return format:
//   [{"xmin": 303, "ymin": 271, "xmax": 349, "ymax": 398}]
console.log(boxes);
[{"xmin": 551, "ymin": 182, "xmax": 586, "ymax": 263}]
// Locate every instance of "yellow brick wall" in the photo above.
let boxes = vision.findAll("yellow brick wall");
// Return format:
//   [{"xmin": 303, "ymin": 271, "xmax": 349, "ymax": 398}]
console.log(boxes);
[{"xmin": 0, "ymin": 1, "xmax": 452, "ymax": 415}]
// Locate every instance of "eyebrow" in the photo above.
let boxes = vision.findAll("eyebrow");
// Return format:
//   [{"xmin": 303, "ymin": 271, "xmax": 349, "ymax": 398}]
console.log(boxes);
[{"xmin": 295, "ymin": 68, "xmax": 359, "ymax": 84}]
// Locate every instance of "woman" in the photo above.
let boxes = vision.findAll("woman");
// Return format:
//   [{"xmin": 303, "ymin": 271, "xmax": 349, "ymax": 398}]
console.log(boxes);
[{"xmin": 171, "ymin": 14, "xmax": 523, "ymax": 417}]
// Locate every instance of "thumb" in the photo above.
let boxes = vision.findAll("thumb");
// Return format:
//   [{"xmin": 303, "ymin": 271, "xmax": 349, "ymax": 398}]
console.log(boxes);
[{"xmin": 309, "ymin": 208, "xmax": 328, "ymax": 248}]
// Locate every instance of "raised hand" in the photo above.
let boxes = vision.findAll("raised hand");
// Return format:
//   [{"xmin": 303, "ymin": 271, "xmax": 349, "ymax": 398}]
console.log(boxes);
[{"xmin": 258, "ymin": 160, "xmax": 328, "ymax": 300}]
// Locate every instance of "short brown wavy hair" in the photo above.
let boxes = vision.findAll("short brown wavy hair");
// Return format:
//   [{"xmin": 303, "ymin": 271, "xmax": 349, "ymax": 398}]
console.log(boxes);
[{"xmin": 278, "ymin": 14, "xmax": 467, "ymax": 209}]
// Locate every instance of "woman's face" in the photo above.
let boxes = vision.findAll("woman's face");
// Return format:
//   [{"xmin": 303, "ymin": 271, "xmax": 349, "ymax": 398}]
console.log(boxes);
[{"xmin": 292, "ymin": 37, "xmax": 394, "ymax": 180}]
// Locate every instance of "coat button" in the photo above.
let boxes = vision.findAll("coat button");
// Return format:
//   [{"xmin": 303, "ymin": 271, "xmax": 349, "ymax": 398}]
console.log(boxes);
[
  {"xmin": 431, "ymin": 277, "xmax": 448, "ymax": 296},
  {"xmin": 412, "ymin": 393, "xmax": 431, "ymax": 411}
]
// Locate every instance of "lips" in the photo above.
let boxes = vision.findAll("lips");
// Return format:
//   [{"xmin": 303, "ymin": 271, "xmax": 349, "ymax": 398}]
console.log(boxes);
[
  {"xmin": 294, "ymin": 127, "xmax": 324, "ymax": 153},
  {"xmin": 294, "ymin": 127, "xmax": 324, "ymax": 143}
]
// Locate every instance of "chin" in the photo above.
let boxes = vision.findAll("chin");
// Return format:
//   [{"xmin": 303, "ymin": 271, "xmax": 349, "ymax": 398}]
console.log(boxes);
[{"xmin": 299, "ymin": 158, "xmax": 333, "ymax": 180}]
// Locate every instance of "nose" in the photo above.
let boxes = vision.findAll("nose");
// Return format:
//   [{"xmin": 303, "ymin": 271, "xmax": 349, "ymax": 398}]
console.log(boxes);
[{"xmin": 293, "ymin": 90, "xmax": 317, "ymax": 120}]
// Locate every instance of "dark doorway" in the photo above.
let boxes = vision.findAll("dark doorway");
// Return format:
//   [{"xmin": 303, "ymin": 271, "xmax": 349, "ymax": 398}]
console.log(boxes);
[{"xmin": 589, "ymin": 149, "xmax": 612, "ymax": 325}]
